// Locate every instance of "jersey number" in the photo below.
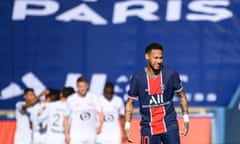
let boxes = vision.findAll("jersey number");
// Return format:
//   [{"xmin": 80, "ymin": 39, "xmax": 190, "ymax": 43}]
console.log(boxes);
[{"xmin": 53, "ymin": 113, "xmax": 61, "ymax": 127}]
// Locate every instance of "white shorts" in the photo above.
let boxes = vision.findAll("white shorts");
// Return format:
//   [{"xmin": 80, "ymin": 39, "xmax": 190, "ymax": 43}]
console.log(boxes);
[
  {"xmin": 14, "ymin": 138, "xmax": 32, "ymax": 144},
  {"xmin": 70, "ymin": 133, "xmax": 96, "ymax": 144},
  {"xmin": 96, "ymin": 139, "xmax": 121, "ymax": 144},
  {"xmin": 45, "ymin": 132, "xmax": 66, "ymax": 144},
  {"xmin": 96, "ymin": 135, "xmax": 121, "ymax": 144},
  {"xmin": 14, "ymin": 131, "xmax": 32, "ymax": 144},
  {"xmin": 32, "ymin": 131, "xmax": 47, "ymax": 144},
  {"xmin": 96, "ymin": 128, "xmax": 121, "ymax": 144}
]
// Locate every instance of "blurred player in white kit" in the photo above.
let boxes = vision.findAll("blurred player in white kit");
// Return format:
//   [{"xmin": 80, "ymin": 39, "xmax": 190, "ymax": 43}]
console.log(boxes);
[
  {"xmin": 14, "ymin": 88, "xmax": 37, "ymax": 144},
  {"xmin": 64, "ymin": 76, "xmax": 104, "ymax": 144},
  {"xmin": 38, "ymin": 87, "xmax": 75, "ymax": 144},
  {"xmin": 96, "ymin": 82, "xmax": 126, "ymax": 144},
  {"xmin": 29, "ymin": 89, "xmax": 60, "ymax": 144}
]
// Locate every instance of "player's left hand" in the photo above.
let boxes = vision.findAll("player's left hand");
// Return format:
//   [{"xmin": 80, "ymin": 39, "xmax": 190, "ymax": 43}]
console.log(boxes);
[
  {"xmin": 124, "ymin": 129, "xmax": 134, "ymax": 143},
  {"xmin": 181, "ymin": 121, "xmax": 189, "ymax": 136},
  {"xmin": 121, "ymin": 134, "xmax": 128, "ymax": 143}
]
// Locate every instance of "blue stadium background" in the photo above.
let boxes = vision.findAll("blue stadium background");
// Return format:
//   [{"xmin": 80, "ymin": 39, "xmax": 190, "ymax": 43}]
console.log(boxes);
[{"xmin": 0, "ymin": 0, "xmax": 239, "ymax": 108}]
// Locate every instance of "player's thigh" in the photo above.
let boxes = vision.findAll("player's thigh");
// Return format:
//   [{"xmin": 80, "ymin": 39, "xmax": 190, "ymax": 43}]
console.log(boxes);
[
  {"xmin": 32, "ymin": 132, "xmax": 44, "ymax": 144},
  {"xmin": 161, "ymin": 129, "xmax": 180, "ymax": 144}
]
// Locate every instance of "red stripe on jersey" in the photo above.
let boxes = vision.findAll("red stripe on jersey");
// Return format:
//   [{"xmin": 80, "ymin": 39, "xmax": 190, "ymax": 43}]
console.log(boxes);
[
  {"xmin": 148, "ymin": 74, "xmax": 167, "ymax": 135},
  {"xmin": 150, "ymin": 107, "xmax": 166, "ymax": 134},
  {"xmin": 148, "ymin": 76, "xmax": 162, "ymax": 94}
]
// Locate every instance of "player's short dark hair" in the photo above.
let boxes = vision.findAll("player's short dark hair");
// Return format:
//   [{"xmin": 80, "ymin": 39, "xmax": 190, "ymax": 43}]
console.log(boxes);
[
  {"xmin": 77, "ymin": 76, "xmax": 88, "ymax": 83},
  {"xmin": 104, "ymin": 81, "xmax": 114, "ymax": 89},
  {"xmin": 24, "ymin": 88, "xmax": 34, "ymax": 95},
  {"xmin": 145, "ymin": 42, "xmax": 164, "ymax": 54},
  {"xmin": 62, "ymin": 87, "xmax": 75, "ymax": 98},
  {"xmin": 47, "ymin": 88, "xmax": 60, "ymax": 101}
]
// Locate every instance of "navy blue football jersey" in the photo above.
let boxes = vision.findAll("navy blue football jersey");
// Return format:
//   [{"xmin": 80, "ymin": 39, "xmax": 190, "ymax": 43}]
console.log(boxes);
[{"xmin": 128, "ymin": 66, "xmax": 183, "ymax": 136}]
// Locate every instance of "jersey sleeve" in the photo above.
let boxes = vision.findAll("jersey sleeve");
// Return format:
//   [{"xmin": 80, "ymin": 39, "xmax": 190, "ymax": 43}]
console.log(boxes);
[
  {"xmin": 172, "ymin": 70, "xmax": 183, "ymax": 92},
  {"xmin": 127, "ymin": 74, "xmax": 139, "ymax": 100},
  {"xmin": 15, "ymin": 102, "xmax": 24, "ymax": 120},
  {"xmin": 64, "ymin": 102, "xmax": 71, "ymax": 118},
  {"xmin": 15, "ymin": 102, "xmax": 23, "ymax": 111}
]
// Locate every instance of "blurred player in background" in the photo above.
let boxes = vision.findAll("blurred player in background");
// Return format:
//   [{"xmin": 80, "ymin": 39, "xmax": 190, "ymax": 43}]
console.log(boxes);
[
  {"xmin": 14, "ymin": 88, "xmax": 37, "ymax": 144},
  {"xmin": 38, "ymin": 87, "xmax": 75, "ymax": 144},
  {"xmin": 29, "ymin": 88, "xmax": 60, "ymax": 144},
  {"xmin": 64, "ymin": 76, "xmax": 104, "ymax": 144},
  {"xmin": 125, "ymin": 43, "xmax": 189, "ymax": 144},
  {"xmin": 96, "ymin": 82, "xmax": 126, "ymax": 144}
]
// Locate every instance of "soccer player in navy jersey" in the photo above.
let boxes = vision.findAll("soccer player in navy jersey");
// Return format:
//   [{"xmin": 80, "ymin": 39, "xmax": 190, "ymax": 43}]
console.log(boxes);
[{"xmin": 124, "ymin": 42, "xmax": 189, "ymax": 144}]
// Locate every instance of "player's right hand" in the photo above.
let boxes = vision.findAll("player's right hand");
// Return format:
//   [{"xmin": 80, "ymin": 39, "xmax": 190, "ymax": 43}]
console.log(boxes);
[
  {"xmin": 38, "ymin": 89, "xmax": 50, "ymax": 97},
  {"xmin": 125, "ymin": 129, "xmax": 134, "ymax": 143}
]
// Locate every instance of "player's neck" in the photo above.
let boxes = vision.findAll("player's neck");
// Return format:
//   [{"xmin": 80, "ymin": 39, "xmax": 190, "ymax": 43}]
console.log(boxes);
[
  {"xmin": 78, "ymin": 92, "xmax": 87, "ymax": 97},
  {"xmin": 146, "ymin": 67, "xmax": 160, "ymax": 76},
  {"xmin": 105, "ymin": 96, "xmax": 113, "ymax": 101}
]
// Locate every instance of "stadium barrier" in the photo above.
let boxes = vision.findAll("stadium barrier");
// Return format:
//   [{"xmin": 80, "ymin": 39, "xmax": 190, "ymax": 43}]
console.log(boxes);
[{"xmin": 0, "ymin": 115, "xmax": 212, "ymax": 144}]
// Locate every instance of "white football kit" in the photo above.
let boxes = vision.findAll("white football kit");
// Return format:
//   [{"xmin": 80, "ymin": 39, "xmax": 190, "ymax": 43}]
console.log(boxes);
[
  {"xmin": 38, "ymin": 101, "xmax": 69, "ymax": 144},
  {"xmin": 67, "ymin": 92, "xmax": 101, "ymax": 144},
  {"xmin": 28, "ymin": 102, "xmax": 48, "ymax": 144},
  {"xmin": 14, "ymin": 101, "xmax": 33, "ymax": 144},
  {"xmin": 96, "ymin": 96, "xmax": 125, "ymax": 144}
]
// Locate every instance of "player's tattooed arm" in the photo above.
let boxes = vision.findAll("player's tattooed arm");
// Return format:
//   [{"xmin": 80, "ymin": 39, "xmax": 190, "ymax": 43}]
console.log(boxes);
[
  {"xmin": 124, "ymin": 98, "xmax": 135, "ymax": 143},
  {"xmin": 178, "ymin": 90, "xmax": 189, "ymax": 115},
  {"xmin": 178, "ymin": 90, "xmax": 190, "ymax": 136},
  {"xmin": 125, "ymin": 98, "xmax": 134, "ymax": 122}
]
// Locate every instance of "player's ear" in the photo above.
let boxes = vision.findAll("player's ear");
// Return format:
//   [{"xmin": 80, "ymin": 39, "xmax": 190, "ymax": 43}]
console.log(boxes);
[{"xmin": 145, "ymin": 53, "xmax": 149, "ymax": 60}]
